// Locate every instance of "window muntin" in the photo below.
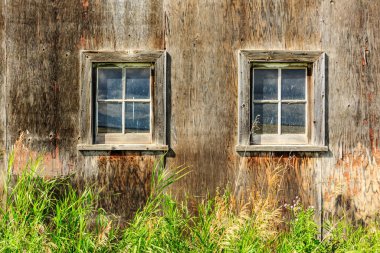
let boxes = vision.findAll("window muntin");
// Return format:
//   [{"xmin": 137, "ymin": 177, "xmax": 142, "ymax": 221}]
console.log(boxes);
[
  {"xmin": 251, "ymin": 63, "xmax": 309, "ymax": 145},
  {"xmin": 95, "ymin": 63, "xmax": 153, "ymax": 144}
]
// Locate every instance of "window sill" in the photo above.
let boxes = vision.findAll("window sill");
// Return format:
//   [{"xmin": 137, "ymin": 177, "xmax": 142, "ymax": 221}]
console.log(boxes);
[
  {"xmin": 236, "ymin": 145, "xmax": 328, "ymax": 152},
  {"xmin": 77, "ymin": 144, "xmax": 168, "ymax": 152}
]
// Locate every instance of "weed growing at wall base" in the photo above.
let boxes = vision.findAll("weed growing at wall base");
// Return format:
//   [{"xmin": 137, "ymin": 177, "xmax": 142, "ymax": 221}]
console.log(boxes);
[{"xmin": 0, "ymin": 151, "xmax": 380, "ymax": 252}]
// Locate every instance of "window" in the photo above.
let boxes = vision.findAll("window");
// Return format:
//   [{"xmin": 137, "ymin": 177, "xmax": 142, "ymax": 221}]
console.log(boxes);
[
  {"xmin": 78, "ymin": 51, "xmax": 167, "ymax": 151},
  {"xmin": 95, "ymin": 64, "xmax": 152, "ymax": 144},
  {"xmin": 252, "ymin": 64, "xmax": 308, "ymax": 144},
  {"xmin": 237, "ymin": 50, "xmax": 327, "ymax": 152}
]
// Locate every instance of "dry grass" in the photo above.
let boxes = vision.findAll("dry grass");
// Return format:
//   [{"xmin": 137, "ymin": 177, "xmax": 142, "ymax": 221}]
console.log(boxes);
[{"xmin": 1, "ymin": 136, "xmax": 380, "ymax": 252}]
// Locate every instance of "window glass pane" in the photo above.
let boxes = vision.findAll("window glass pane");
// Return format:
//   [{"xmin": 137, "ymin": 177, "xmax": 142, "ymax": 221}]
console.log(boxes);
[
  {"xmin": 125, "ymin": 102, "xmax": 150, "ymax": 133},
  {"xmin": 98, "ymin": 102, "xmax": 122, "ymax": 133},
  {"xmin": 252, "ymin": 103, "xmax": 278, "ymax": 134},
  {"xmin": 98, "ymin": 68, "xmax": 123, "ymax": 99},
  {"xmin": 126, "ymin": 68, "xmax": 150, "ymax": 99},
  {"xmin": 253, "ymin": 69, "xmax": 278, "ymax": 100},
  {"xmin": 281, "ymin": 69, "xmax": 305, "ymax": 100},
  {"xmin": 281, "ymin": 103, "xmax": 305, "ymax": 134}
]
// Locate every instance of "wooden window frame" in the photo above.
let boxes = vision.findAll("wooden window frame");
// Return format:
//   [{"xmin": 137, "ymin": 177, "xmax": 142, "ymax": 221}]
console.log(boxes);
[
  {"xmin": 237, "ymin": 50, "xmax": 328, "ymax": 152},
  {"xmin": 78, "ymin": 50, "xmax": 168, "ymax": 151}
]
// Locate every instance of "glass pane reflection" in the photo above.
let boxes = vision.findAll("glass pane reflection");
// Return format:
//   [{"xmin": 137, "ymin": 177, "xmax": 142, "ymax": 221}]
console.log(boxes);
[
  {"xmin": 98, "ymin": 102, "xmax": 122, "ymax": 133},
  {"xmin": 125, "ymin": 102, "xmax": 150, "ymax": 133},
  {"xmin": 253, "ymin": 69, "xmax": 278, "ymax": 100},
  {"xmin": 281, "ymin": 69, "xmax": 306, "ymax": 100},
  {"xmin": 281, "ymin": 103, "xmax": 305, "ymax": 134},
  {"xmin": 98, "ymin": 68, "xmax": 123, "ymax": 99},
  {"xmin": 252, "ymin": 103, "xmax": 278, "ymax": 134},
  {"xmin": 126, "ymin": 68, "xmax": 150, "ymax": 99}
]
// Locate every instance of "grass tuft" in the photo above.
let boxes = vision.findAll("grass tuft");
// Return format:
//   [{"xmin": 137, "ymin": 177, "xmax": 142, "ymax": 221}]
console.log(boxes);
[{"xmin": 0, "ymin": 148, "xmax": 380, "ymax": 252}]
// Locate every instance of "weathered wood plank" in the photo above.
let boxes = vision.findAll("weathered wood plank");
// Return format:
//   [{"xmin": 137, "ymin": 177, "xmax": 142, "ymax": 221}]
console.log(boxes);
[
  {"xmin": 76, "ymin": 0, "xmax": 165, "ymax": 218},
  {"xmin": 238, "ymin": 52, "xmax": 250, "ymax": 145},
  {"xmin": 236, "ymin": 145, "xmax": 328, "ymax": 152},
  {"xmin": 240, "ymin": 50, "xmax": 322, "ymax": 62},
  {"xmin": 2, "ymin": 0, "xmax": 380, "ymax": 226},
  {"xmin": 0, "ymin": 0, "xmax": 6, "ymax": 190},
  {"xmin": 153, "ymin": 51, "xmax": 167, "ymax": 145},
  {"xmin": 312, "ymin": 53, "xmax": 326, "ymax": 146},
  {"xmin": 81, "ymin": 50, "xmax": 165, "ymax": 63},
  {"xmin": 319, "ymin": 0, "xmax": 380, "ymax": 222},
  {"xmin": 5, "ymin": 0, "xmax": 165, "ymax": 218},
  {"xmin": 164, "ymin": 1, "xmax": 323, "ymax": 211},
  {"xmin": 77, "ymin": 144, "xmax": 168, "ymax": 151}
]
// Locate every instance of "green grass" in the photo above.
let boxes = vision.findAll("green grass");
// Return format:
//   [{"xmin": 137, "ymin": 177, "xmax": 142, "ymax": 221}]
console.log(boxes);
[{"xmin": 1, "ymin": 152, "xmax": 380, "ymax": 252}]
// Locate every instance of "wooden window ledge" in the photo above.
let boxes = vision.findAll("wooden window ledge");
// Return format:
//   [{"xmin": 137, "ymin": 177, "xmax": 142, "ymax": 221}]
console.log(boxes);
[
  {"xmin": 77, "ymin": 144, "xmax": 168, "ymax": 152},
  {"xmin": 236, "ymin": 145, "xmax": 328, "ymax": 152}
]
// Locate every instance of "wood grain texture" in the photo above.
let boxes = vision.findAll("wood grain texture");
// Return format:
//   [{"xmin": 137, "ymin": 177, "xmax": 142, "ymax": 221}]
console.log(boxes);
[
  {"xmin": 76, "ymin": 0, "xmax": 165, "ymax": 218},
  {"xmin": 238, "ymin": 52, "xmax": 250, "ymax": 145},
  {"xmin": 75, "ymin": 153, "xmax": 156, "ymax": 222},
  {"xmin": 312, "ymin": 53, "xmax": 326, "ymax": 147},
  {"xmin": 5, "ymin": 0, "xmax": 82, "ymax": 176},
  {"xmin": 1, "ymin": 0, "xmax": 380, "ymax": 225},
  {"xmin": 164, "ymin": 0, "xmax": 323, "ymax": 209},
  {"xmin": 0, "ymin": 0, "xmax": 6, "ymax": 192},
  {"xmin": 77, "ymin": 144, "xmax": 168, "ymax": 151},
  {"xmin": 4, "ymin": 0, "xmax": 164, "ymax": 218},
  {"xmin": 319, "ymin": 0, "xmax": 380, "ymax": 222},
  {"xmin": 164, "ymin": 1, "xmax": 240, "ymax": 198},
  {"xmin": 153, "ymin": 51, "xmax": 167, "ymax": 145},
  {"xmin": 240, "ymin": 50, "xmax": 322, "ymax": 62},
  {"xmin": 236, "ymin": 145, "xmax": 328, "ymax": 152}
]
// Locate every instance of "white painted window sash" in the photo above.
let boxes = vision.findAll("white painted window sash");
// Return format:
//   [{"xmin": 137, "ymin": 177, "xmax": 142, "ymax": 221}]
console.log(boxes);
[
  {"xmin": 122, "ymin": 68, "xmax": 126, "ymax": 134},
  {"xmin": 278, "ymin": 68, "xmax": 282, "ymax": 134},
  {"xmin": 251, "ymin": 67, "xmax": 308, "ymax": 144},
  {"xmin": 95, "ymin": 65, "xmax": 153, "ymax": 141}
]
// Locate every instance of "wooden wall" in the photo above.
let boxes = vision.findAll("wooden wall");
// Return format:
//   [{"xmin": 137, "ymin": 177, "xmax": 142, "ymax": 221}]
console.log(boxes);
[{"xmin": 1, "ymin": 0, "xmax": 379, "ymax": 222}]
